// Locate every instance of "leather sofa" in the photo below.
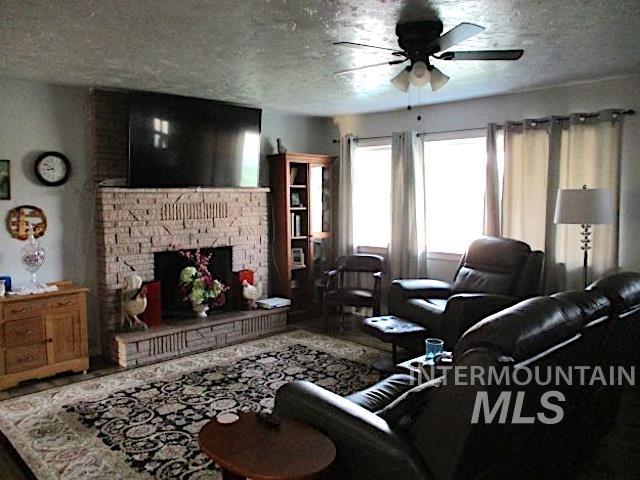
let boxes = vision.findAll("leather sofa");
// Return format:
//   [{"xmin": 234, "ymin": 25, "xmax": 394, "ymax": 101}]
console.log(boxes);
[
  {"xmin": 388, "ymin": 236, "xmax": 544, "ymax": 349},
  {"xmin": 274, "ymin": 271, "xmax": 640, "ymax": 480}
]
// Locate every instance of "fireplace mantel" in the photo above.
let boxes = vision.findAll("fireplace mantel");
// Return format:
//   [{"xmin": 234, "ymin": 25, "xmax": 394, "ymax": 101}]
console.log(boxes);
[
  {"xmin": 95, "ymin": 186, "xmax": 271, "ymax": 359},
  {"xmin": 99, "ymin": 186, "xmax": 270, "ymax": 194}
]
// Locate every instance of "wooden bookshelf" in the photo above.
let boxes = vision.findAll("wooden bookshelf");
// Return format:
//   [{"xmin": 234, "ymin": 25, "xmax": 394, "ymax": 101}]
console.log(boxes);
[{"xmin": 269, "ymin": 152, "xmax": 334, "ymax": 318}]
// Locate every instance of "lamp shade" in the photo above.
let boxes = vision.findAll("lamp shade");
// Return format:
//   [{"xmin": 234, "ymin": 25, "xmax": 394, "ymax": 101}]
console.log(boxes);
[
  {"xmin": 429, "ymin": 66, "xmax": 449, "ymax": 91},
  {"xmin": 554, "ymin": 188, "xmax": 614, "ymax": 225},
  {"xmin": 409, "ymin": 61, "xmax": 430, "ymax": 87},
  {"xmin": 390, "ymin": 67, "xmax": 411, "ymax": 92}
]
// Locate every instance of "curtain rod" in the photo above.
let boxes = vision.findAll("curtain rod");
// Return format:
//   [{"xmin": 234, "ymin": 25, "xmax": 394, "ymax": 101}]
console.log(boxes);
[{"xmin": 332, "ymin": 109, "xmax": 635, "ymax": 143}]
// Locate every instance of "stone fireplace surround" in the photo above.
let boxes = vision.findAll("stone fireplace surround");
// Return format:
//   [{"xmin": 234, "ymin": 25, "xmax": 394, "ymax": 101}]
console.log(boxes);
[{"xmin": 96, "ymin": 186, "xmax": 279, "ymax": 365}]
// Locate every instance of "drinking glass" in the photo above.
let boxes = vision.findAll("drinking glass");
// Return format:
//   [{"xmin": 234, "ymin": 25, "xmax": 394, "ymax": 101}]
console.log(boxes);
[{"xmin": 425, "ymin": 338, "xmax": 444, "ymax": 360}]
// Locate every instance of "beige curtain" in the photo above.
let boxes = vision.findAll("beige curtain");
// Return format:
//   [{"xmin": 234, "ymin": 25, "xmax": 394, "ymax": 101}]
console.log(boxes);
[
  {"xmin": 336, "ymin": 134, "xmax": 356, "ymax": 256},
  {"xmin": 484, "ymin": 123, "xmax": 501, "ymax": 236},
  {"xmin": 389, "ymin": 131, "xmax": 428, "ymax": 279},
  {"xmin": 554, "ymin": 113, "xmax": 623, "ymax": 288},
  {"xmin": 502, "ymin": 120, "xmax": 550, "ymax": 252},
  {"xmin": 502, "ymin": 111, "xmax": 623, "ymax": 291}
]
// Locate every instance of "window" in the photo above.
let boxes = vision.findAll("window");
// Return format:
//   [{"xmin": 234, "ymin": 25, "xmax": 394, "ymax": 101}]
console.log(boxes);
[
  {"xmin": 424, "ymin": 131, "xmax": 491, "ymax": 255},
  {"xmin": 352, "ymin": 143, "xmax": 391, "ymax": 248}
]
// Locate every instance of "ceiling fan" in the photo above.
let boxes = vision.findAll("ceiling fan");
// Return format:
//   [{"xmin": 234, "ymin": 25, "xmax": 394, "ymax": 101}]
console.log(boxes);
[{"xmin": 334, "ymin": 20, "xmax": 524, "ymax": 92}]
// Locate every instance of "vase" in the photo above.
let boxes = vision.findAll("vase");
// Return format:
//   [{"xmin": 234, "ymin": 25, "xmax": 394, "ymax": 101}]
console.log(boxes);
[
  {"xmin": 192, "ymin": 302, "xmax": 209, "ymax": 318},
  {"xmin": 21, "ymin": 224, "xmax": 46, "ymax": 292}
]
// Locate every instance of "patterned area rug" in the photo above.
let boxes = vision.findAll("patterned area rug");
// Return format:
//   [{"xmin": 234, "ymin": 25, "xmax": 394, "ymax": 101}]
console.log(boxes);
[{"xmin": 0, "ymin": 330, "xmax": 380, "ymax": 480}]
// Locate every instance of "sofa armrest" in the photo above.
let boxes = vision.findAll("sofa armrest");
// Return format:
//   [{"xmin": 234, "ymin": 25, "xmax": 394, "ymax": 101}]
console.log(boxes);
[
  {"xmin": 389, "ymin": 279, "xmax": 452, "ymax": 317},
  {"xmin": 392, "ymin": 279, "xmax": 452, "ymax": 299},
  {"xmin": 391, "ymin": 279, "xmax": 452, "ymax": 301},
  {"xmin": 323, "ymin": 269, "xmax": 339, "ymax": 290},
  {"xmin": 442, "ymin": 293, "xmax": 517, "ymax": 345},
  {"xmin": 274, "ymin": 381, "xmax": 428, "ymax": 480}
]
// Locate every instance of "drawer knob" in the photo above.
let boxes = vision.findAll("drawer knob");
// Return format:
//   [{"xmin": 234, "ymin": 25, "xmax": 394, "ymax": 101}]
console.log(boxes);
[
  {"xmin": 47, "ymin": 338, "xmax": 53, "ymax": 343},
  {"xmin": 26, "ymin": 330, "xmax": 32, "ymax": 336},
  {"xmin": 57, "ymin": 301, "xmax": 72, "ymax": 306},
  {"xmin": 12, "ymin": 307, "xmax": 28, "ymax": 313},
  {"xmin": 20, "ymin": 355, "xmax": 34, "ymax": 362}
]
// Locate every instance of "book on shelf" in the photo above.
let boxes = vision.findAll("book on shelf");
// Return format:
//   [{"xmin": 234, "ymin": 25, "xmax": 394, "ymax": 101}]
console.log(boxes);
[{"xmin": 290, "ymin": 212, "xmax": 303, "ymax": 237}]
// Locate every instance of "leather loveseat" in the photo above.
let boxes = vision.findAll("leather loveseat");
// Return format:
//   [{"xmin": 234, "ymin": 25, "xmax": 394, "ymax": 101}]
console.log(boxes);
[{"xmin": 274, "ymin": 271, "xmax": 640, "ymax": 480}]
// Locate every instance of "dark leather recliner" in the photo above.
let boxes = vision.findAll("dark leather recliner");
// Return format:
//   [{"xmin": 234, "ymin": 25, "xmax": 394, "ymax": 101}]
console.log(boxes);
[
  {"xmin": 588, "ymin": 271, "xmax": 640, "ymax": 368},
  {"xmin": 274, "ymin": 271, "xmax": 640, "ymax": 480},
  {"xmin": 388, "ymin": 236, "xmax": 544, "ymax": 348}
]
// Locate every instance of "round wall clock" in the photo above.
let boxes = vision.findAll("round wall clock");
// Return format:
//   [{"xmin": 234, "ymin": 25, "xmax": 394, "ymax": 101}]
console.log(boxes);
[
  {"xmin": 34, "ymin": 151, "xmax": 71, "ymax": 186},
  {"xmin": 6, "ymin": 205, "xmax": 47, "ymax": 240}
]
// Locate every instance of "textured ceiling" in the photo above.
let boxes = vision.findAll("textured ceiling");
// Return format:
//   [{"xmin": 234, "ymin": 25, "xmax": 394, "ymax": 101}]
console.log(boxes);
[{"xmin": 1, "ymin": 0, "xmax": 640, "ymax": 116}]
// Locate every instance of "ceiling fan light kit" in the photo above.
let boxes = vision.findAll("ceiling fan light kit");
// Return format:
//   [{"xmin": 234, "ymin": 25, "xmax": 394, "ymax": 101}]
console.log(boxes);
[{"xmin": 334, "ymin": 19, "xmax": 524, "ymax": 94}]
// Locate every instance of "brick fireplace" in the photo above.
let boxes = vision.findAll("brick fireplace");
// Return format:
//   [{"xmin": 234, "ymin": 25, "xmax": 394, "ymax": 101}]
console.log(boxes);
[{"xmin": 95, "ymin": 186, "xmax": 272, "ymax": 358}]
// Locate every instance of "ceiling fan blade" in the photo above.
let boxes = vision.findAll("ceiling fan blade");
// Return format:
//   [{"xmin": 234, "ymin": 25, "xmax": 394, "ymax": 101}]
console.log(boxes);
[
  {"xmin": 438, "ymin": 50, "xmax": 524, "ymax": 60},
  {"xmin": 334, "ymin": 59, "xmax": 406, "ymax": 76},
  {"xmin": 333, "ymin": 41, "xmax": 403, "ymax": 54},
  {"xmin": 428, "ymin": 22, "xmax": 485, "ymax": 53}
]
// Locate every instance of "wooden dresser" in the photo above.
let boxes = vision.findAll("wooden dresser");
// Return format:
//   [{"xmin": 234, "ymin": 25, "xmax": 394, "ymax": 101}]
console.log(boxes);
[{"xmin": 0, "ymin": 283, "xmax": 89, "ymax": 390}]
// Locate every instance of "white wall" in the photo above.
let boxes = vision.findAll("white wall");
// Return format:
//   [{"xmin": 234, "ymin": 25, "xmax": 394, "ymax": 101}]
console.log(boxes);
[
  {"xmin": 0, "ymin": 78, "xmax": 100, "ymax": 352},
  {"xmin": 260, "ymin": 108, "xmax": 337, "ymax": 185},
  {"xmin": 335, "ymin": 76, "xmax": 640, "ymax": 280}
]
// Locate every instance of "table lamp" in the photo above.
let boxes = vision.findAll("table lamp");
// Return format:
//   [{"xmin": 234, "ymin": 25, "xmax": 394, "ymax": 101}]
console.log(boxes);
[{"xmin": 554, "ymin": 185, "xmax": 614, "ymax": 288}]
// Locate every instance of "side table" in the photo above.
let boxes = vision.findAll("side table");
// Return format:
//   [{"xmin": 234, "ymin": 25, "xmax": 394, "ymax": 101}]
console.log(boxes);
[{"xmin": 198, "ymin": 412, "xmax": 336, "ymax": 480}]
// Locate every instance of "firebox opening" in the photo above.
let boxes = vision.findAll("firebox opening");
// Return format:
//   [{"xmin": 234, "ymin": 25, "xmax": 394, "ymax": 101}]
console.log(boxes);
[{"xmin": 154, "ymin": 246, "xmax": 233, "ymax": 319}]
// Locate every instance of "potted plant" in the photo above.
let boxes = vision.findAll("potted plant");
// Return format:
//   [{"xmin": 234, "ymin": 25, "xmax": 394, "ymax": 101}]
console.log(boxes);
[{"xmin": 178, "ymin": 250, "xmax": 228, "ymax": 317}]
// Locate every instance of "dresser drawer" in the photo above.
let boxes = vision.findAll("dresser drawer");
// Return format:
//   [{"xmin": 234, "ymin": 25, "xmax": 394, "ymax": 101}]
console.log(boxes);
[
  {"xmin": 2, "ymin": 300, "xmax": 46, "ymax": 321},
  {"xmin": 4, "ymin": 316, "xmax": 45, "ymax": 347},
  {"xmin": 45, "ymin": 294, "xmax": 82, "ymax": 312},
  {"xmin": 5, "ymin": 344, "xmax": 47, "ymax": 374}
]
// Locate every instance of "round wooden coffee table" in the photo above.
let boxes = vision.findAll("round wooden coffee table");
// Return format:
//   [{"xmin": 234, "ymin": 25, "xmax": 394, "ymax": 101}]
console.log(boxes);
[{"xmin": 198, "ymin": 412, "xmax": 336, "ymax": 480}]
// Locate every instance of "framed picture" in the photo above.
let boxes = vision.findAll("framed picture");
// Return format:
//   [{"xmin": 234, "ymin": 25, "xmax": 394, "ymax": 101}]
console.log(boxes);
[
  {"xmin": 291, "ymin": 247, "xmax": 305, "ymax": 266},
  {"xmin": 290, "ymin": 191, "xmax": 302, "ymax": 207},
  {"xmin": 290, "ymin": 166, "xmax": 299, "ymax": 184},
  {"xmin": 0, "ymin": 160, "xmax": 9, "ymax": 200}
]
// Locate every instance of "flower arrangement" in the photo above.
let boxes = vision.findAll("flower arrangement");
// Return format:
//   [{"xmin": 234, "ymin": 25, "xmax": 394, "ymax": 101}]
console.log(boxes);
[{"xmin": 178, "ymin": 250, "xmax": 228, "ymax": 311}]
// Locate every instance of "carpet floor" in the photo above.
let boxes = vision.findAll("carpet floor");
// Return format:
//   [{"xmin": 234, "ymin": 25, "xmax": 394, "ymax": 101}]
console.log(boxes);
[{"xmin": 0, "ymin": 330, "xmax": 380, "ymax": 480}]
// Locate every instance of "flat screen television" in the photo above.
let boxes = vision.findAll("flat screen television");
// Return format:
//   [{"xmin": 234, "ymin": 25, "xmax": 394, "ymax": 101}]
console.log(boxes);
[{"xmin": 128, "ymin": 92, "xmax": 261, "ymax": 188}]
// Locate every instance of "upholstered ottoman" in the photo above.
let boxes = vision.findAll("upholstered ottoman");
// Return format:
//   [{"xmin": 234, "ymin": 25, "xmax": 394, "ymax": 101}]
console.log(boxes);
[{"xmin": 361, "ymin": 315, "xmax": 428, "ymax": 371}]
